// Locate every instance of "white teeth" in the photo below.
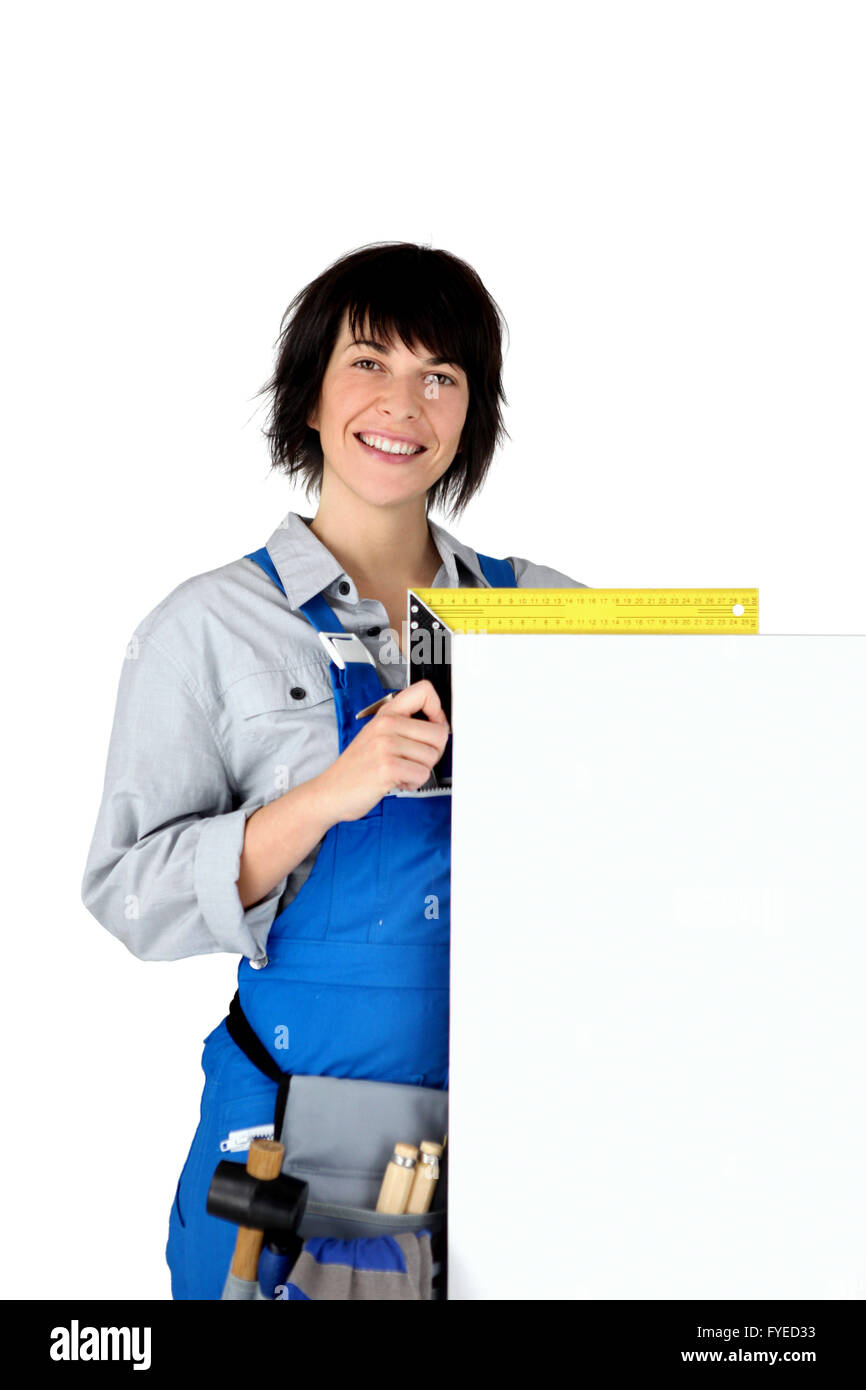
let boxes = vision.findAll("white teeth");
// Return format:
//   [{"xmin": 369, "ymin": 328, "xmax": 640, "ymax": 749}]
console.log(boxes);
[{"xmin": 358, "ymin": 433, "xmax": 423, "ymax": 456}]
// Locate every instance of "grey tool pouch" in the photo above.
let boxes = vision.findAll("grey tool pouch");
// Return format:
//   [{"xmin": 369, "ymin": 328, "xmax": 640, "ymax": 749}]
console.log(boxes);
[{"xmin": 279, "ymin": 1072, "xmax": 448, "ymax": 1241}]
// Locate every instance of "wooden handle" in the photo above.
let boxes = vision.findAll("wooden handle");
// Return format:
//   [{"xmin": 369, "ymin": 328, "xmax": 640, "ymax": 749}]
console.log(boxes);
[
  {"xmin": 230, "ymin": 1139, "xmax": 285, "ymax": 1281},
  {"xmin": 376, "ymin": 1142, "xmax": 419, "ymax": 1215},
  {"xmin": 405, "ymin": 1141, "xmax": 443, "ymax": 1214}
]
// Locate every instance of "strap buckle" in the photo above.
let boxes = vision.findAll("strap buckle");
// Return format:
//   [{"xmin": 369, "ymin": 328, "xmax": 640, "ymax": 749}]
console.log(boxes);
[{"xmin": 317, "ymin": 630, "xmax": 377, "ymax": 671}]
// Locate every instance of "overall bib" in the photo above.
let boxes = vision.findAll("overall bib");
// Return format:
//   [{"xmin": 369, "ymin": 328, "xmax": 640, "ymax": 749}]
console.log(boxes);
[{"xmin": 165, "ymin": 544, "xmax": 517, "ymax": 1299}]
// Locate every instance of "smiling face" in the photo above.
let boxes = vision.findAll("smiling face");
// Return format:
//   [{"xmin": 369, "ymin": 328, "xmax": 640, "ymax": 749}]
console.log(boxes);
[{"xmin": 306, "ymin": 308, "xmax": 469, "ymax": 512}]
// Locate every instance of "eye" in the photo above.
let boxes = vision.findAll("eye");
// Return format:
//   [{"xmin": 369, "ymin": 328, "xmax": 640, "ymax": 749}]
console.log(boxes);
[
  {"xmin": 425, "ymin": 372, "xmax": 456, "ymax": 387},
  {"xmin": 353, "ymin": 359, "xmax": 456, "ymax": 387}
]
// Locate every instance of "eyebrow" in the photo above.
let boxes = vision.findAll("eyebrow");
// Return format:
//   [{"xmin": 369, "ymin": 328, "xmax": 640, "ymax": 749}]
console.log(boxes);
[{"xmin": 344, "ymin": 337, "xmax": 462, "ymax": 372}]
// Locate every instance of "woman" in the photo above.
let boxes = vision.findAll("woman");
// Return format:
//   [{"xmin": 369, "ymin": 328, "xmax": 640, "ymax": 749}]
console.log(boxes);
[{"xmin": 81, "ymin": 241, "xmax": 586, "ymax": 1299}]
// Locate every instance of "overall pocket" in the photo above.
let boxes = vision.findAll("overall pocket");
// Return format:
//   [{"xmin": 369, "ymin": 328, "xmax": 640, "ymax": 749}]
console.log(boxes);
[{"xmin": 371, "ymin": 789, "xmax": 452, "ymax": 946}]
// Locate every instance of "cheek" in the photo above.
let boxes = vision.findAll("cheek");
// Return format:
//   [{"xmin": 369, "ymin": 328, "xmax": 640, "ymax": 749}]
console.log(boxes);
[
  {"xmin": 321, "ymin": 377, "xmax": 368, "ymax": 427},
  {"xmin": 440, "ymin": 397, "xmax": 469, "ymax": 440},
  {"xmin": 426, "ymin": 386, "xmax": 467, "ymax": 429}
]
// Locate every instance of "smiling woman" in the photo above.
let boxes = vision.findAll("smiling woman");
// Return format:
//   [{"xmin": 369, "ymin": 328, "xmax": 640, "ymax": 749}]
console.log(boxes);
[
  {"xmin": 80, "ymin": 239, "xmax": 586, "ymax": 1300},
  {"xmin": 256, "ymin": 240, "xmax": 509, "ymax": 519},
  {"xmin": 305, "ymin": 309, "xmax": 469, "ymax": 525}
]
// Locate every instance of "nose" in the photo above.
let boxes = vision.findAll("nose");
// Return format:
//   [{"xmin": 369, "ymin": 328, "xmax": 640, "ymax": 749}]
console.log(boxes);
[{"xmin": 376, "ymin": 374, "xmax": 423, "ymax": 419}]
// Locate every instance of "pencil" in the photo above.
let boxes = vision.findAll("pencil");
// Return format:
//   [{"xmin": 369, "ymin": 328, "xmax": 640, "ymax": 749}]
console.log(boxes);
[{"xmin": 355, "ymin": 691, "xmax": 397, "ymax": 721}]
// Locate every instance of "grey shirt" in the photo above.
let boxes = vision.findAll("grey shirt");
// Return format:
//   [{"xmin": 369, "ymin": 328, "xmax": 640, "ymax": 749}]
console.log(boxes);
[{"xmin": 81, "ymin": 509, "xmax": 587, "ymax": 964}]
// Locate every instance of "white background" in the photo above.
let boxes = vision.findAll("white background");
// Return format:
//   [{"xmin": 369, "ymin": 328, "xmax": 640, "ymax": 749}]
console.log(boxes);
[
  {"xmin": 1, "ymin": 1, "xmax": 863, "ymax": 1299},
  {"xmin": 449, "ymin": 635, "xmax": 866, "ymax": 1299}
]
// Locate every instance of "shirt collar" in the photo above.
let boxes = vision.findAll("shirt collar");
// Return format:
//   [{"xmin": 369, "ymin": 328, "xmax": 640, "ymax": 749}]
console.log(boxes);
[
  {"xmin": 263, "ymin": 509, "xmax": 489, "ymax": 609},
  {"xmin": 427, "ymin": 516, "xmax": 490, "ymax": 587}
]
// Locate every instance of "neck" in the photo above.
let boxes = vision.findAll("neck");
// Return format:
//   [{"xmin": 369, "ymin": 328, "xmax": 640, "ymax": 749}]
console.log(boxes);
[{"xmin": 306, "ymin": 481, "xmax": 442, "ymax": 591}]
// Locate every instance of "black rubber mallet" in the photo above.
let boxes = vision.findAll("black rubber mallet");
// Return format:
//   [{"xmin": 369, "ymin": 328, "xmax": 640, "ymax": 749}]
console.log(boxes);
[{"xmin": 207, "ymin": 1138, "xmax": 309, "ymax": 1287}]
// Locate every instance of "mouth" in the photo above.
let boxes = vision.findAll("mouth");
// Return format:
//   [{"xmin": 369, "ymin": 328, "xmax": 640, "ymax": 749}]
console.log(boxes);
[{"xmin": 354, "ymin": 432, "xmax": 428, "ymax": 463}]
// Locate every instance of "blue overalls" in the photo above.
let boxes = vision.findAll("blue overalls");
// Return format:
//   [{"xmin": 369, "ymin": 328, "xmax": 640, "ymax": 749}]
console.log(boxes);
[{"xmin": 165, "ymin": 544, "xmax": 517, "ymax": 1299}]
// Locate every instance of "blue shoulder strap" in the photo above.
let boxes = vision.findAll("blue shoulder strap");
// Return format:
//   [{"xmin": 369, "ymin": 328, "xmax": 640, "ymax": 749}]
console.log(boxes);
[
  {"xmin": 475, "ymin": 551, "xmax": 517, "ymax": 588},
  {"xmin": 243, "ymin": 547, "xmax": 346, "ymax": 634},
  {"xmin": 245, "ymin": 545, "xmax": 283, "ymax": 593}
]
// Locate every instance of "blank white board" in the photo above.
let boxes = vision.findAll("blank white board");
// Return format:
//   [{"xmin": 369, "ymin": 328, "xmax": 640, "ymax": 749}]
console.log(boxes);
[{"xmin": 448, "ymin": 635, "xmax": 866, "ymax": 1300}]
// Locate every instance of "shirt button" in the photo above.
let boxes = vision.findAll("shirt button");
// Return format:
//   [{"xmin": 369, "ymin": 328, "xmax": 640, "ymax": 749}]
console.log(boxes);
[
  {"xmin": 338, "ymin": 580, "xmax": 350, "ymax": 596},
  {"xmin": 366, "ymin": 626, "xmax": 381, "ymax": 637},
  {"xmin": 290, "ymin": 686, "xmax": 306, "ymax": 700}
]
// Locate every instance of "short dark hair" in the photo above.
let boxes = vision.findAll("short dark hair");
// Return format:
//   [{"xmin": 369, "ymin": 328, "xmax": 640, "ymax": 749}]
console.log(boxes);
[{"xmin": 255, "ymin": 241, "xmax": 510, "ymax": 520}]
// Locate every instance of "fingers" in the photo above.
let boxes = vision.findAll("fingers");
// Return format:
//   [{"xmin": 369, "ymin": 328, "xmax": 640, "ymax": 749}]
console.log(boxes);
[
  {"xmin": 377, "ymin": 714, "xmax": 450, "ymax": 756},
  {"xmin": 377, "ymin": 679, "xmax": 449, "ymax": 726},
  {"xmin": 390, "ymin": 759, "xmax": 440, "ymax": 791},
  {"xmin": 383, "ymin": 732, "xmax": 447, "ymax": 770}
]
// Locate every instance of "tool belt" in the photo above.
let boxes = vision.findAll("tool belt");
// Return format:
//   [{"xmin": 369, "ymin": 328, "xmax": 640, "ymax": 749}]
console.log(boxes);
[{"xmin": 225, "ymin": 991, "xmax": 448, "ymax": 1247}]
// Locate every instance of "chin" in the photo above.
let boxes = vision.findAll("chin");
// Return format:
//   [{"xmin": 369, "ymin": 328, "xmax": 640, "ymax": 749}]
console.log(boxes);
[{"xmin": 343, "ymin": 478, "xmax": 431, "ymax": 510}]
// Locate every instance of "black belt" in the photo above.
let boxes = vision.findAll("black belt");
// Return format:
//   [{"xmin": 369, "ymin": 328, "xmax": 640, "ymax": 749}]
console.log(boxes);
[{"xmin": 225, "ymin": 989, "xmax": 293, "ymax": 1137}]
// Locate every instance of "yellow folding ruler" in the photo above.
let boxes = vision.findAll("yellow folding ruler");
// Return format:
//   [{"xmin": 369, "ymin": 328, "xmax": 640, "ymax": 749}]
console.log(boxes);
[{"xmin": 408, "ymin": 587, "xmax": 759, "ymax": 635}]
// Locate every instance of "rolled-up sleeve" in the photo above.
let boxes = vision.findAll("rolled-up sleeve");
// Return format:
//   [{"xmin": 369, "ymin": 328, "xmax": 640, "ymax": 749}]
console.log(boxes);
[{"xmin": 81, "ymin": 631, "xmax": 286, "ymax": 962}]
